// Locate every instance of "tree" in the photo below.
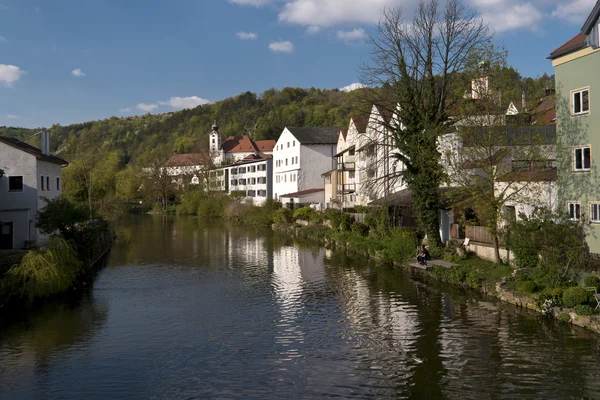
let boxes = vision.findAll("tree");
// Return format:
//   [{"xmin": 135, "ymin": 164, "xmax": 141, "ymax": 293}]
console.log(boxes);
[
  {"xmin": 140, "ymin": 151, "xmax": 177, "ymax": 211},
  {"xmin": 361, "ymin": 0, "xmax": 490, "ymax": 250},
  {"xmin": 37, "ymin": 197, "xmax": 87, "ymax": 236},
  {"xmin": 442, "ymin": 48, "xmax": 555, "ymax": 263}
]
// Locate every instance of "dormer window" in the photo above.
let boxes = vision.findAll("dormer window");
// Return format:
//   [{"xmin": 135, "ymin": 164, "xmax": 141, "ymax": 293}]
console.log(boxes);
[{"xmin": 572, "ymin": 88, "xmax": 589, "ymax": 116}]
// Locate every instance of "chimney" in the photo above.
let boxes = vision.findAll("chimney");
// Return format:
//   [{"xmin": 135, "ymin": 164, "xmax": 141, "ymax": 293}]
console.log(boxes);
[
  {"xmin": 521, "ymin": 91, "xmax": 526, "ymax": 113},
  {"xmin": 41, "ymin": 130, "xmax": 50, "ymax": 155}
]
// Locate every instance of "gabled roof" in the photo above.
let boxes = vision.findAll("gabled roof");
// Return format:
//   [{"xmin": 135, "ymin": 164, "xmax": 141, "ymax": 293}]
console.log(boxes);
[
  {"xmin": 285, "ymin": 127, "xmax": 340, "ymax": 145},
  {"xmin": 0, "ymin": 136, "xmax": 68, "ymax": 166},
  {"xmin": 165, "ymin": 153, "xmax": 211, "ymax": 167},
  {"xmin": 279, "ymin": 188, "xmax": 324, "ymax": 198},
  {"xmin": 350, "ymin": 116, "xmax": 369, "ymax": 133},
  {"xmin": 254, "ymin": 140, "xmax": 276, "ymax": 152},
  {"xmin": 222, "ymin": 136, "xmax": 259, "ymax": 153},
  {"xmin": 548, "ymin": 33, "xmax": 587, "ymax": 59},
  {"xmin": 532, "ymin": 94, "xmax": 556, "ymax": 126},
  {"xmin": 339, "ymin": 127, "xmax": 348, "ymax": 142},
  {"xmin": 582, "ymin": 0, "xmax": 600, "ymax": 34}
]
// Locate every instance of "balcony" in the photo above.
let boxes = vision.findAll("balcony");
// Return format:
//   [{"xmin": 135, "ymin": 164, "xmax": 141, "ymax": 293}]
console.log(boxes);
[{"xmin": 337, "ymin": 183, "xmax": 356, "ymax": 194}]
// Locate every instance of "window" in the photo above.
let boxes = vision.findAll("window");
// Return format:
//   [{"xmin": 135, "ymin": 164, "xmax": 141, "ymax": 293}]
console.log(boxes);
[
  {"xmin": 56, "ymin": 177, "xmax": 61, "ymax": 191},
  {"xmin": 572, "ymin": 88, "xmax": 589, "ymax": 115},
  {"xmin": 239, "ymin": 179, "xmax": 247, "ymax": 185},
  {"xmin": 258, "ymin": 190, "xmax": 267, "ymax": 197},
  {"xmin": 247, "ymin": 190, "xmax": 256, "ymax": 197},
  {"xmin": 568, "ymin": 202, "xmax": 581, "ymax": 221},
  {"xmin": 285, "ymin": 158, "xmax": 288, "ymax": 166},
  {"xmin": 574, "ymin": 146, "xmax": 591, "ymax": 171},
  {"xmin": 231, "ymin": 179, "xmax": 238, "ymax": 186},
  {"xmin": 239, "ymin": 167, "xmax": 246, "ymax": 174},
  {"xmin": 293, "ymin": 141, "xmax": 295, "ymax": 147},
  {"xmin": 591, "ymin": 203, "xmax": 600, "ymax": 223},
  {"xmin": 8, "ymin": 176, "xmax": 23, "ymax": 192},
  {"xmin": 250, "ymin": 166, "xmax": 256, "ymax": 172},
  {"xmin": 284, "ymin": 175, "xmax": 287, "ymax": 183},
  {"xmin": 212, "ymin": 139, "xmax": 215, "ymax": 144},
  {"xmin": 231, "ymin": 168, "xmax": 238, "ymax": 175},
  {"xmin": 46, "ymin": 176, "xmax": 50, "ymax": 191},
  {"xmin": 41, "ymin": 175, "xmax": 45, "ymax": 191},
  {"xmin": 259, "ymin": 177, "xmax": 267, "ymax": 184},
  {"xmin": 250, "ymin": 178, "xmax": 256, "ymax": 185}
]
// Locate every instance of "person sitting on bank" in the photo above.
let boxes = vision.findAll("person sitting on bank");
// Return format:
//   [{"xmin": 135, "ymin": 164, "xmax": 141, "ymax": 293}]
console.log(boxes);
[{"xmin": 417, "ymin": 245, "xmax": 431, "ymax": 265}]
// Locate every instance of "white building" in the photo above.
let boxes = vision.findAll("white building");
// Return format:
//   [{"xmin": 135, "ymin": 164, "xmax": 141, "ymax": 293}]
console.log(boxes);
[
  {"xmin": 273, "ymin": 127, "xmax": 339, "ymax": 206},
  {"xmin": 208, "ymin": 156, "xmax": 273, "ymax": 205},
  {"xmin": 164, "ymin": 153, "xmax": 212, "ymax": 186},
  {"xmin": 210, "ymin": 122, "xmax": 275, "ymax": 166},
  {"xmin": 0, "ymin": 133, "xmax": 68, "ymax": 249}
]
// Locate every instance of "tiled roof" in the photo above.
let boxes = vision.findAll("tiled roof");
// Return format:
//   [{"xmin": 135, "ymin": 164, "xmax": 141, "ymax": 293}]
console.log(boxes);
[
  {"xmin": 339, "ymin": 128, "xmax": 347, "ymax": 141},
  {"xmin": 548, "ymin": 33, "xmax": 587, "ymax": 59},
  {"xmin": 286, "ymin": 127, "xmax": 340, "ymax": 144},
  {"xmin": 350, "ymin": 116, "xmax": 369, "ymax": 133},
  {"xmin": 240, "ymin": 153, "xmax": 272, "ymax": 161},
  {"xmin": 532, "ymin": 95, "xmax": 556, "ymax": 126},
  {"xmin": 0, "ymin": 136, "xmax": 68, "ymax": 166},
  {"xmin": 222, "ymin": 136, "xmax": 259, "ymax": 153},
  {"xmin": 165, "ymin": 153, "xmax": 211, "ymax": 167},
  {"xmin": 254, "ymin": 140, "xmax": 276, "ymax": 152},
  {"xmin": 279, "ymin": 188, "xmax": 324, "ymax": 198}
]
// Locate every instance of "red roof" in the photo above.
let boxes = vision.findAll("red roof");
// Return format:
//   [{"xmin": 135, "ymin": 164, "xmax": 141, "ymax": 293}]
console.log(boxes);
[
  {"xmin": 533, "ymin": 95, "xmax": 556, "ymax": 126},
  {"xmin": 350, "ymin": 116, "xmax": 369, "ymax": 133},
  {"xmin": 221, "ymin": 136, "xmax": 275, "ymax": 153},
  {"xmin": 549, "ymin": 33, "xmax": 587, "ymax": 59},
  {"xmin": 165, "ymin": 153, "xmax": 211, "ymax": 167},
  {"xmin": 339, "ymin": 127, "xmax": 347, "ymax": 141},
  {"xmin": 254, "ymin": 139, "xmax": 276, "ymax": 152}
]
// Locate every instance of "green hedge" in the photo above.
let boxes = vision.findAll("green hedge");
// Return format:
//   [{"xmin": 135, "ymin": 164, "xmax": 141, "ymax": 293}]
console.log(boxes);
[{"xmin": 562, "ymin": 287, "xmax": 590, "ymax": 307}]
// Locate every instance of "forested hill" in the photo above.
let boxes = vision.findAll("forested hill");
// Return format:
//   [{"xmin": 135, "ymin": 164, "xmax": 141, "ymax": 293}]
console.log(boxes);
[{"xmin": 0, "ymin": 87, "xmax": 364, "ymax": 165}]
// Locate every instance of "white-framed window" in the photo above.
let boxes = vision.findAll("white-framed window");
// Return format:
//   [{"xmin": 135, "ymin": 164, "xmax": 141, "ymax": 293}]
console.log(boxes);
[
  {"xmin": 574, "ymin": 146, "xmax": 591, "ymax": 171},
  {"xmin": 287, "ymin": 142, "xmax": 290, "ymax": 148},
  {"xmin": 591, "ymin": 203, "xmax": 600, "ymax": 223},
  {"xmin": 572, "ymin": 88, "xmax": 589, "ymax": 116},
  {"xmin": 568, "ymin": 202, "xmax": 581, "ymax": 221}
]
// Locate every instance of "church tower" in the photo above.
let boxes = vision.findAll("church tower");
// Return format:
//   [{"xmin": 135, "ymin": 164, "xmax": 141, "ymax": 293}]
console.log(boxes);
[{"xmin": 209, "ymin": 121, "xmax": 221, "ymax": 153}]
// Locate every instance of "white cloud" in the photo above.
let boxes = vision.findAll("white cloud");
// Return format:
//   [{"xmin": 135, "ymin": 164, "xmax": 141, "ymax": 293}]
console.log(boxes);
[
  {"xmin": 279, "ymin": 0, "xmax": 398, "ymax": 27},
  {"xmin": 158, "ymin": 96, "xmax": 210, "ymax": 110},
  {"xmin": 473, "ymin": 1, "xmax": 543, "ymax": 33},
  {"xmin": 5, "ymin": 114, "xmax": 18, "ymax": 119},
  {"xmin": 340, "ymin": 83, "xmax": 366, "ymax": 92},
  {"xmin": 71, "ymin": 68, "xmax": 86, "ymax": 77},
  {"xmin": 551, "ymin": 0, "xmax": 596, "ymax": 24},
  {"xmin": 236, "ymin": 31, "xmax": 258, "ymax": 40},
  {"xmin": 306, "ymin": 25, "xmax": 321, "ymax": 34},
  {"xmin": 336, "ymin": 28, "xmax": 367, "ymax": 43},
  {"xmin": 137, "ymin": 103, "xmax": 158, "ymax": 113},
  {"xmin": 0, "ymin": 36, "xmax": 7, "ymax": 42},
  {"xmin": 119, "ymin": 108, "xmax": 131, "ymax": 113},
  {"xmin": 269, "ymin": 40, "xmax": 294, "ymax": 53},
  {"xmin": 0, "ymin": 64, "xmax": 25, "ymax": 86},
  {"xmin": 229, "ymin": 0, "xmax": 272, "ymax": 5}
]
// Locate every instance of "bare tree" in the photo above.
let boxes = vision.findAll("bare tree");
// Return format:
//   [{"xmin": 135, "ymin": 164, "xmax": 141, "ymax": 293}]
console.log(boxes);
[{"xmin": 361, "ymin": 0, "xmax": 490, "ymax": 249}]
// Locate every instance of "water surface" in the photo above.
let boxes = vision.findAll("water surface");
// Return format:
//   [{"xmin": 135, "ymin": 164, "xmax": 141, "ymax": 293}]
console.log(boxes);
[{"xmin": 1, "ymin": 216, "xmax": 599, "ymax": 399}]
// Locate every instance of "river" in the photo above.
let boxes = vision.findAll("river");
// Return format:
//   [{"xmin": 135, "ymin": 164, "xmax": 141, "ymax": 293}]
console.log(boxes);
[{"xmin": 1, "ymin": 216, "xmax": 599, "ymax": 399}]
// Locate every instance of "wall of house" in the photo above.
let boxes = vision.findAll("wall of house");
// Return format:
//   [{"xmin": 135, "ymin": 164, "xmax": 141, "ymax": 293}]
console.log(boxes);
[
  {"xmin": 227, "ymin": 159, "xmax": 272, "ymax": 205},
  {"xmin": 273, "ymin": 129, "xmax": 300, "ymax": 198},
  {"xmin": 0, "ymin": 143, "xmax": 38, "ymax": 248},
  {"xmin": 555, "ymin": 47, "xmax": 600, "ymax": 253},
  {"xmin": 36, "ymin": 160, "xmax": 64, "ymax": 245},
  {"xmin": 299, "ymin": 144, "xmax": 335, "ymax": 192}
]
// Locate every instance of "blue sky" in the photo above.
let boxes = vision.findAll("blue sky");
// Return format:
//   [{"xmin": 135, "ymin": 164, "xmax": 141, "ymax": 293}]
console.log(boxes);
[{"xmin": 0, "ymin": 0, "xmax": 596, "ymax": 128}]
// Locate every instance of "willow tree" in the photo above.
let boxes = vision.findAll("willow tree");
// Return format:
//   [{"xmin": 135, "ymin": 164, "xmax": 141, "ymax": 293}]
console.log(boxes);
[{"xmin": 361, "ymin": 0, "xmax": 490, "ymax": 250}]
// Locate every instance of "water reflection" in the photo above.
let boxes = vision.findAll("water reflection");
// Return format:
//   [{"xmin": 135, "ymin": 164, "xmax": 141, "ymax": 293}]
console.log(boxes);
[{"xmin": 1, "ymin": 216, "xmax": 600, "ymax": 399}]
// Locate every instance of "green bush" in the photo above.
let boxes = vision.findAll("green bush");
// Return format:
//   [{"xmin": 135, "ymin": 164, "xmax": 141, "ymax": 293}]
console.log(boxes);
[
  {"xmin": 562, "ymin": 287, "xmax": 590, "ymax": 307},
  {"xmin": 517, "ymin": 280, "xmax": 538, "ymax": 294},
  {"xmin": 583, "ymin": 275, "xmax": 599, "ymax": 289},
  {"xmin": 177, "ymin": 189, "xmax": 205, "ymax": 216},
  {"xmin": 465, "ymin": 270, "xmax": 484, "ymax": 289},
  {"xmin": 274, "ymin": 208, "xmax": 294, "ymax": 224},
  {"xmin": 351, "ymin": 221, "xmax": 369, "ymax": 237},
  {"xmin": 324, "ymin": 208, "xmax": 343, "ymax": 231},
  {"xmin": 558, "ymin": 312, "xmax": 571, "ymax": 323},
  {"xmin": 380, "ymin": 228, "xmax": 418, "ymax": 264},
  {"xmin": 293, "ymin": 206, "xmax": 314, "ymax": 221},
  {"xmin": 340, "ymin": 213, "xmax": 354, "ymax": 232},
  {"xmin": 575, "ymin": 304, "xmax": 595, "ymax": 316}
]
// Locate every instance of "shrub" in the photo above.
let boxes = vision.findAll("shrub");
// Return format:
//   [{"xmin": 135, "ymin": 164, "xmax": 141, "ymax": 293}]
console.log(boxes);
[
  {"xmin": 274, "ymin": 208, "xmax": 294, "ymax": 224},
  {"xmin": 466, "ymin": 270, "xmax": 484, "ymax": 289},
  {"xmin": 575, "ymin": 304, "xmax": 595, "ymax": 316},
  {"xmin": 37, "ymin": 197, "xmax": 88, "ymax": 235},
  {"xmin": 583, "ymin": 275, "xmax": 599, "ymax": 289},
  {"xmin": 6, "ymin": 237, "xmax": 83, "ymax": 301},
  {"xmin": 380, "ymin": 228, "xmax": 418, "ymax": 264},
  {"xmin": 516, "ymin": 280, "xmax": 538, "ymax": 294},
  {"xmin": 340, "ymin": 213, "xmax": 354, "ymax": 232},
  {"xmin": 324, "ymin": 208, "xmax": 343, "ymax": 231},
  {"xmin": 562, "ymin": 287, "xmax": 590, "ymax": 307},
  {"xmin": 293, "ymin": 206, "xmax": 314, "ymax": 221},
  {"xmin": 351, "ymin": 221, "xmax": 370, "ymax": 237},
  {"xmin": 558, "ymin": 312, "xmax": 571, "ymax": 323}
]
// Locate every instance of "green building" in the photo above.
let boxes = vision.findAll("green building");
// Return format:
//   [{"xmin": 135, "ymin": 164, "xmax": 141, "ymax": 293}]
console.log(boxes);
[{"xmin": 550, "ymin": 1, "xmax": 600, "ymax": 254}]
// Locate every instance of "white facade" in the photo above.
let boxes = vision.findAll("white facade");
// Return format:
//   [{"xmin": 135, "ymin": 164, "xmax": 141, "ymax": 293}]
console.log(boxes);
[
  {"xmin": 208, "ymin": 158, "xmax": 273, "ymax": 205},
  {"xmin": 0, "ymin": 138, "xmax": 66, "ymax": 249},
  {"xmin": 272, "ymin": 128, "xmax": 336, "ymax": 200}
]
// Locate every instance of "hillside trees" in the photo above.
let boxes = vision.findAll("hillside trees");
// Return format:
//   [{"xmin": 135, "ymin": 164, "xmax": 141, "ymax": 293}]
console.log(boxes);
[{"xmin": 361, "ymin": 0, "xmax": 491, "ymax": 250}]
